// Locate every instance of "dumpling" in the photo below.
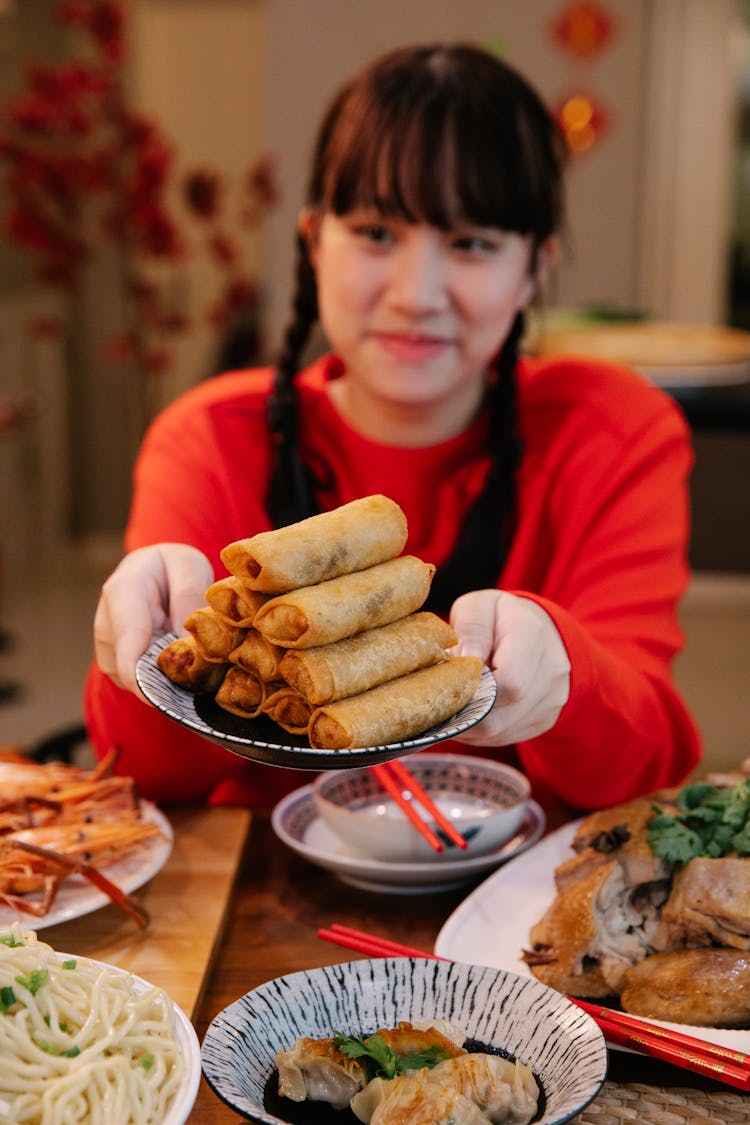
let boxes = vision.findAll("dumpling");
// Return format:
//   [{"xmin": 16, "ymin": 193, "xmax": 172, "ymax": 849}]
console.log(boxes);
[
  {"xmin": 275, "ymin": 1036, "xmax": 366, "ymax": 1108},
  {"xmin": 410, "ymin": 1018, "xmax": 468, "ymax": 1049},
  {"xmin": 351, "ymin": 1071, "xmax": 493, "ymax": 1125},
  {"xmin": 373, "ymin": 1021, "xmax": 467, "ymax": 1061},
  {"xmin": 427, "ymin": 1054, "xmax": 539, "ymax": 1124}
]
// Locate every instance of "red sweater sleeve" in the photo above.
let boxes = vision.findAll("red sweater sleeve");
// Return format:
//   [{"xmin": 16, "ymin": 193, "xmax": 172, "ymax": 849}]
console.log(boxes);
[
  {"xmin": 506, "ymin": 365, "xmax": 701, "ymax": 809},
  {"xmin": 84, "ymin": 369, "xmax": 312, "ymax": 805}
]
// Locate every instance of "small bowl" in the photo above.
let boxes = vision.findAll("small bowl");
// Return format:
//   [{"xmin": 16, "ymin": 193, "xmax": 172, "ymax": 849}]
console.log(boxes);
[
  {"xmin": 201, "ymin": 957, "xmax": 607, "ymax": 1125},
  {"xmin": 312, "ymin": 752, "xmax": 530, "ymax": 863}
]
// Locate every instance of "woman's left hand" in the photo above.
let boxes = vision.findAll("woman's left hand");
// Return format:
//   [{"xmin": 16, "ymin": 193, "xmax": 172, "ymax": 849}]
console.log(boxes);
[{"xmin": 449, "ymin": 589, "xmax": 570, "ymax": 745}]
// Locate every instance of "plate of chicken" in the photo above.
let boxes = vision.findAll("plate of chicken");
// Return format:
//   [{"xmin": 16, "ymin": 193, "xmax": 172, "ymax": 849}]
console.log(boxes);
[{"xmin": 436, "ymin": 764, "xmax": 750, "ymax": 1053}]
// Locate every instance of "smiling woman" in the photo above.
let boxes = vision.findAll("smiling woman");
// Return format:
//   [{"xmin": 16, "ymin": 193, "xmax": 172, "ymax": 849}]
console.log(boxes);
[
  {"xmin": 87, "ymin": 42, "xmax": 700, "ymax": 823},
  {"xmin": 306, "ymin": 210, "xmax": 544, "ymax": 445}
]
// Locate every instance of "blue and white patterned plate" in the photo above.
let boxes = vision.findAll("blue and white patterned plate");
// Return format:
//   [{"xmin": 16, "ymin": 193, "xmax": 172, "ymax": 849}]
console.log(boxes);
[
  {"xmin": 135, "ymin": 633, "xmax": 497, "ymax": 770},
  {"xmin": 201, "ymin": 957, "xmax": 607, "ymax": 1125},
  {"xmin": 271, "ymin": 783, "xmax": 545, "ymax": 893}
]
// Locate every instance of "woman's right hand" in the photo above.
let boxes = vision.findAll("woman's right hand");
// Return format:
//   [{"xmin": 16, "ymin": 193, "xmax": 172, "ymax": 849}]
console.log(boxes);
[{"xmin": 93, "ymin": 543, "xmax": 214, "ymax": 697}]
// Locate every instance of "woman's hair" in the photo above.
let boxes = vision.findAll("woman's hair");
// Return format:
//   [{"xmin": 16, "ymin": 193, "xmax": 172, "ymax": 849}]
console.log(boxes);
[{"xmin": 268, "ymin": 43, "xmax": 566, "ymax": 610}]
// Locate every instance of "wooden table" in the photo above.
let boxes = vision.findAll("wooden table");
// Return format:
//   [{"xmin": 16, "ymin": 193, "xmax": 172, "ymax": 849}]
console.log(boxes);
[
  {"xmin": 41, "ymin": 805, "xmax": 251, "ymax": 1022},
  {"xmin": 185, "ymin": 809, "xmax": 749, "ymax": 1125},
  {"xmin": 36, "ymin": 802, "xmax": 749, "ymax": 1124}
]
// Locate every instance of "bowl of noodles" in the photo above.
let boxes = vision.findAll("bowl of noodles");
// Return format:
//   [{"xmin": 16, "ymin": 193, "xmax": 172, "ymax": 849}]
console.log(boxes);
[{"xmin": 0, "ymin": 924, "xmax": 201, "ymax": 1124}]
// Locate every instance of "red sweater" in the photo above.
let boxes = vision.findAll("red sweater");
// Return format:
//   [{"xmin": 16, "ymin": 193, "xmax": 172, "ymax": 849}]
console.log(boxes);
[{"xmin": 84, "ymin": 353, "xmax": 702, "ymax": 814}]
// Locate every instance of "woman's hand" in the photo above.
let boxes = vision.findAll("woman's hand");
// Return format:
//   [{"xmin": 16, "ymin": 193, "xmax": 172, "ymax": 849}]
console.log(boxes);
[
  {"xmin": 449, "ymin": 589, "xmax": 570, "ymax": 745},
  {"xmin": 93, "ymin": 543, "xmax": 214, "ymax": 696}
]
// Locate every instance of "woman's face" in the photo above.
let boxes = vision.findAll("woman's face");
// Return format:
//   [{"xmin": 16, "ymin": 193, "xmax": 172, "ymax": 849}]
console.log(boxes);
[{"xmin": 303, "ymin": 208, "xmax": 545, "ymax": 443}]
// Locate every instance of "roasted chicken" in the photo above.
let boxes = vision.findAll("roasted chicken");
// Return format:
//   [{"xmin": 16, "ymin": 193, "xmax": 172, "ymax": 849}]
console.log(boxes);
[
  {"xmin": 523, "ymin": 765, "xmax": 750, "ymax": 1026},
  {"xmin": 620, "ymin": 948, "xmax": 750, "ymax": 1026}
]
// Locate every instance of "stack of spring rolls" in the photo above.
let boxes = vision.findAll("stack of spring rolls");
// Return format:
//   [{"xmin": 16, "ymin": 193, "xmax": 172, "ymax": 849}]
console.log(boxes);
[{"xmin": 156, "ymin": 495, "xmax": 483, "ymax": 750}]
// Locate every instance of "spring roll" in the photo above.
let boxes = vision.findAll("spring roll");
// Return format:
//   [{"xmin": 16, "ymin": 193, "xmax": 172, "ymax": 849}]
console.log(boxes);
[
  {"xmin": 253, "ymin": 556, "xmax": 435, "ymax": 649},
  {"xmin": 278, "ymin": 612, "xmax": 457, "ymax": 705},
  {"xmin": 204, "ymin": 576, "xmax": 270, "ymax": 626},
  {"xmin": 308, "ymin": 656, "xmax": 483, "ymax": 750},
  {"xmin": 262, "ymin": 685, "xmax": 312, "ymax": 736},
  {"xmin": 156, "ymin": 636, "xmax": 228, "ymax": 693},
  {"xmin": 219, "ymin": 494, "xmax": 408, "ymax": 592},
  {"xmin": 229, "ymin": 630, "xmax": 286, "ymax": 681},
  {"xmin": 183, "ymin": 607, "xmax": 246, "ymax": 662},
  {"xmin": 214, "ymin": 665, "xmax": 266, "ymax": 719}
]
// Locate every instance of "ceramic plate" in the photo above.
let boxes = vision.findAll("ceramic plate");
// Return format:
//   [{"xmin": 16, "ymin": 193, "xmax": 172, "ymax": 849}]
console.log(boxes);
[
  {"xmin": 0, "ymin": 803, "xmax": 173, "ymax": 931},
  {"xmin": 201, "ymin": 957, "xmax": 606, "ymax": 1125},
  {"xmin": 271, "ymin": 782, "xmax": 545, "ymax": 893},
  {"xmin": 435, "ymin": 820, "xmax": 750, "ymax": 1055},
  {"xmin": 136, "ymin": 633, "xmax": 496, "ymax": 770}
]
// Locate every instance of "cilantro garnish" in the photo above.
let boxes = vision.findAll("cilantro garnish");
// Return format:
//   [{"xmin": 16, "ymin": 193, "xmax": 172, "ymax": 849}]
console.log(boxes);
[
  {"xmin": 333, "ymin": 1030, "xmax": 450, "ymax": 1080},
  {"xmin": 648, "ymin": 779, "xmax": 750, "ymax": 864}
]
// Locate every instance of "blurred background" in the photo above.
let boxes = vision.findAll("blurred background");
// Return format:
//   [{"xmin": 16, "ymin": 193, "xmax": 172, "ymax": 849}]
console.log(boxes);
[{"xmin": 1, "ymin": 0, "xmax": 748, "ymax": 771}]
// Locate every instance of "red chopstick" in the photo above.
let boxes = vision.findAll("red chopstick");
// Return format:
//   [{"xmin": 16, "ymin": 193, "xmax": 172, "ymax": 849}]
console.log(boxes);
[
  {"xmin": 586, "ymin": 1011, "xmax": 750, "ymax": 1091},
  {"xmin": 570, "ymin": 998, "xmax": 750, "ymax": 1070},
  {"xmin": 317, "ymin": 924, "xmax": 750, "ymax": 1092},
  {"xmin": 371, "ymin": 762, "xmax": 468, "ymax": 853},
  {"xmin": 386, "ymin": 760, "xmax": 469, "ymax": 851},
  {"xmin": 317, "ymin": 923, "xmax": 448, "ymax": 960}
]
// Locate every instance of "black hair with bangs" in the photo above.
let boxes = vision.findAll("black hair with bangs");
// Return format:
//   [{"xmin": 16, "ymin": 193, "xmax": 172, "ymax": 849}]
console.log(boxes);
[
  {"xmin": 268, "ymin": 44, "xmax": 567, "ymax": 611},
  {"xmin": 310, "ymin": 44, "xmax": 564, "ymax": 243}
]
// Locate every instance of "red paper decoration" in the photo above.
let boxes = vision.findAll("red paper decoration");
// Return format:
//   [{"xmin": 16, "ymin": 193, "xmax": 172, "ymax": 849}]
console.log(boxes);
[
  {"xmin": 556, "ymin": 92, "xmax": 610, "ymax": 154},
  {"xmin": 551, "ymin": 1, "xmax": 617, "ymax": 59}
]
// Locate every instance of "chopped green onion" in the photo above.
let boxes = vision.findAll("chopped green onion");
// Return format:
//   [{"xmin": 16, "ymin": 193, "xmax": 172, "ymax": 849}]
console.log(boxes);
[
  {"xmin": 140, "ymin": 1053, "xmax": 155, "ymax": 1070},
  {"xmin": 15, "ymin": 969, "xmax": 50, "ymax": 996},
  {"xmin": 61, "ymin": 960, "xmax": 77, "ymax": 970},
  {"xmin": 0, "ymin": 986, "xmax": 16, "ymax": 1013},
  {"xmin": 35, "ymin": 1039, "xmax": 81, "ymax": 1057}
]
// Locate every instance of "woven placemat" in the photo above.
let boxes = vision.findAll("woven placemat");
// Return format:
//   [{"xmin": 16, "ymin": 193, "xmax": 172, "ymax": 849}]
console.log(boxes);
[{"xmin": 573, "ymin": 1080, "xmax": 748, "ymax": 1124}]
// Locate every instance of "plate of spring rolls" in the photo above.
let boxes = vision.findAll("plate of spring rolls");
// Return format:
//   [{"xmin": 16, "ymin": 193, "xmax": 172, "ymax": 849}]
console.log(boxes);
[{"xmin": 135, "ymin": 496, "xmax": 497, "ymax": 770}]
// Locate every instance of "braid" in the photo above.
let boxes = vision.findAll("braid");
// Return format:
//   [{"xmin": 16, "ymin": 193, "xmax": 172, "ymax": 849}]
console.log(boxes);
[
  {"xmin": 423, "ymin": 311, "xmax": 525, "ymax": 614},
  {"xmin": 267, "ymin": 233, "xmax": 321, "ymax": 527}
]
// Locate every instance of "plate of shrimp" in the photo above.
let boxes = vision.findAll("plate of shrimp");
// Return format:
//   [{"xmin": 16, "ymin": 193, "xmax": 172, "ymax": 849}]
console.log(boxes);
[{"xmin": 0, "ymin": 749, "xmax": 172, "ymax": 930}]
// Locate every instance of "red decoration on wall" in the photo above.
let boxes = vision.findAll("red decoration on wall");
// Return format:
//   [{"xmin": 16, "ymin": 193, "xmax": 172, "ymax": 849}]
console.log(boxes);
[
  {"xmin": 551, "ymin": 1, "xmax": 617, "ymax": 59},
  {"xmin": 556, "ymin": 92, "xmax": 611, "ymax": 154}
]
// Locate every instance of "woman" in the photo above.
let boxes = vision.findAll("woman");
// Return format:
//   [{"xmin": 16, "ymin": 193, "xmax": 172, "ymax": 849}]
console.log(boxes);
[{"xmin": 88, "ymin": 43, "xmax": 701, "ymax": 815}]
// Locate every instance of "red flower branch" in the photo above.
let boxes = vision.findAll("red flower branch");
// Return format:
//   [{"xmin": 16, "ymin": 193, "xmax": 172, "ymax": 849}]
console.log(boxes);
[{"xmin": 0, "ymin": 0, "xmax": 277, "ymax": 401}]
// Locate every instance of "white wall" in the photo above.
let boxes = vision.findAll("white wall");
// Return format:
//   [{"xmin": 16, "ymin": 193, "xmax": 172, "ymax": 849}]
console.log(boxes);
[
  {"xmin": 637, "ymin": 0, "xmax": 735, "ymax": 324},
  {"xmin": 129, "ymin": 0, "xmax": 270, "ymax": 401}
]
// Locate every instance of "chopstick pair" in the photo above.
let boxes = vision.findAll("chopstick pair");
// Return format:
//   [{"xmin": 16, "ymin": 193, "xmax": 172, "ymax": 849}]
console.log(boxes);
[
  {"xmin": 370, "ymin": 761, "xmax": 467, "ymax": 853},
  {"xmin": 317, "ymin": 924, "xmax": 750, "ymax": 1093},
  {"xmin": 568, "ymin": 998, "xmax": 750, "ymax": 1091}
]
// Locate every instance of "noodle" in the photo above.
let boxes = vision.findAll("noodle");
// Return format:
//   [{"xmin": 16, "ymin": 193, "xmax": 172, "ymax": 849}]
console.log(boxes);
[{"xmin": 0, "ymin": 924, "xmax": 184, "ymax": 1124}]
